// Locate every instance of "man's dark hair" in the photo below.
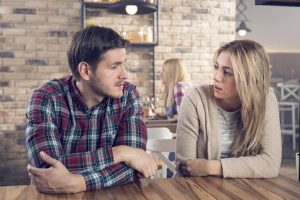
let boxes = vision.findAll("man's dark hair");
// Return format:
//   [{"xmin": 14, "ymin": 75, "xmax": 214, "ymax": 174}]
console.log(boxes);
[{"xmin": 67, "ymin": 26, "xmax": 128, "ymax": 80}]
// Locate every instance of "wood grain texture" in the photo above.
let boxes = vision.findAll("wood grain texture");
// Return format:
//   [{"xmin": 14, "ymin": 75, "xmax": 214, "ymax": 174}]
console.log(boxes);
[
  {"xmin": 136, "ymin": 177, "xmax": 216, "ymax": 200},
  {"xmin": 1, "ymin": 176, "xmax": 299, "ymax": 200},
  {"xmin": 190, "ymin": 177, "xmax": 283, "ymax": 200},
  {"xmin": 248, "ymin": 176, "xmax": 300, "ymax": 200},
  {"xmin": 0, "ymin": 183, "xmax": 146, "ymax": 200}
]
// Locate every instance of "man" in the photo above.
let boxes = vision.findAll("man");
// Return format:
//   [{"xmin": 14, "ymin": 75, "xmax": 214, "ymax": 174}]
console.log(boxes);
[{"xmin": 25, "ymin": 26, "xmax": 157, "ymax": 193}]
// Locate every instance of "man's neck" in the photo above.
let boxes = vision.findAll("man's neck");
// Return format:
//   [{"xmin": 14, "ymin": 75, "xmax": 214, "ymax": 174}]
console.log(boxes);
[{"xmin": 75, "ymin": 81, "xmax": 104, "ymax": 109}]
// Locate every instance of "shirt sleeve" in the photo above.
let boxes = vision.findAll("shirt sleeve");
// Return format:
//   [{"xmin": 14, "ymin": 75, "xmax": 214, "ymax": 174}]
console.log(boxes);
[
  {"xmin": 26, "ymin": 91, "xmax": 114, "ymax": 172},
  {"xmin": 26, "ymin": 86, "xmax": 146, "ymax": 190},
  {"xmin": 82, "ymin": 86, "xmax": 147, "ymax": 189},
  {"xmin": 173, "ymin": 83, "xmax": 187, "ymax": 114}
]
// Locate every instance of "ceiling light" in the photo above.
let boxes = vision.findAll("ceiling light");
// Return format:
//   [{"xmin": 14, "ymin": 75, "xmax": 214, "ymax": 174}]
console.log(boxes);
[
  {"xmin": 236, "ymin": 20, "xmax": 251, "ymax": 37},
  {"xmin": 125, "ymin": 5, "xmax": 138, "ymax": 15},
  {"xmin": 236, "ymin": 0, "xmax": 251, "ymax": 36},
  {"xmin": 109, "ymin": 0, "xmax": 157, "ymax": 15}
]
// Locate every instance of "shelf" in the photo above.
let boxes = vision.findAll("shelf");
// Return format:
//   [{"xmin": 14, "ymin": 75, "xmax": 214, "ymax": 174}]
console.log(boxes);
[
  {"xmin": 129, "ymin": 42, "xmax": 158, "ymax": 47},
  {"xmin": 83, "ymin": 2, "xmax": 113, "ymax": 8}
]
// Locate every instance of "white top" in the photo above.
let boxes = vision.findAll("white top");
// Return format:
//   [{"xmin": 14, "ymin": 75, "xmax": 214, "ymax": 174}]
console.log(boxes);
[{"xmin": 217, "ymin": 107, "xmax": 241, "ymax": 158}]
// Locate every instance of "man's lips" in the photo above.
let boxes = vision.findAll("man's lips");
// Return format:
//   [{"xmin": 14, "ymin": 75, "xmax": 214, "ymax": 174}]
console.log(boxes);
[{"xmin": 115, "ymin": 83, "xmax": 124, "ymax": 88}]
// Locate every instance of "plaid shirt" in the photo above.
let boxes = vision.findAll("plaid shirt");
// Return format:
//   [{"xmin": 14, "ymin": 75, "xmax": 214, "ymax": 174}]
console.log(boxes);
[
  {"xmin": 166, "ymin": 82, "xmax": 193, "ymax": 117},
  {"xmin": 25, "ymin": 75, "xmax": 146, "ymax": 190}
]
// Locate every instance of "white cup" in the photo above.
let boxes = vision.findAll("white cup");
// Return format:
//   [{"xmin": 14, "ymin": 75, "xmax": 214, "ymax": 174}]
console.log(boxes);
[{"xmin": 296, "ymin": 152, "xmax": 299, "ymax": 181}]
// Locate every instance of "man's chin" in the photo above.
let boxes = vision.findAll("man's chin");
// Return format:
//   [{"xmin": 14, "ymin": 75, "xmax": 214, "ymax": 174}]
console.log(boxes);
[{"xmin": 109, "ymin": 92, "xmax": 123, "ymax": 99}]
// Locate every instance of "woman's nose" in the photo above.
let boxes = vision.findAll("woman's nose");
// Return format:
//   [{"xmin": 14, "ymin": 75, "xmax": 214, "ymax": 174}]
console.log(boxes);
[{"xmin": 213, "ymin": 69, "xmax": 223, "ymax": 82}]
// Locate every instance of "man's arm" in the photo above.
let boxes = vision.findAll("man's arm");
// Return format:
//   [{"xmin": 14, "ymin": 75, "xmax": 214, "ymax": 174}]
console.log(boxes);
[
  {"xmin": 26, "ymin": 86, "xmax": 156, "ymax": 192},
  {"xmin": 25, "ymin": 90, "xmax": 134, "ymax": 172},
  {"xmin": 79, "ymin": 85, "xmax": 157, "ymax": 189},
  {"xmin": 28, "ymin": 148, "xmax": 157, "ymax": 193}
]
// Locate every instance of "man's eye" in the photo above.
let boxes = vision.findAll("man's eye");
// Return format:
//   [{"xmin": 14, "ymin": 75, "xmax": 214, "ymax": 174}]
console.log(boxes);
[{"xmin": 213, "ymin": 65, "xmax": 218, "ymax": 70}]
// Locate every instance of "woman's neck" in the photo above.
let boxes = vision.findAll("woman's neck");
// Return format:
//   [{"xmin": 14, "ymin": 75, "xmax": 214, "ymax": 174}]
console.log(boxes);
[{"xmin": 215, "ymin": 97, "xmax": 241, "ymax": 112}]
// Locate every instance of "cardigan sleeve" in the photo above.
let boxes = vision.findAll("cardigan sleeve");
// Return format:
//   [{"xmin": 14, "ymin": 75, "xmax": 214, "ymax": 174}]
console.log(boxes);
[
  {"xmin": 175, "ymin": 88, "xmax": 202, "ymax": 174},
  {"xmin": 221, "ymin": 90, "xmax": 282, "ymax": 178}
]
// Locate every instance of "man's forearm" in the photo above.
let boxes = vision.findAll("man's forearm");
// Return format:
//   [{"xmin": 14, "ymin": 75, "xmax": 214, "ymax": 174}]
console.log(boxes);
[{"xmin": 112, "ymin": 145, "xmax": 129, "ymax": 164}]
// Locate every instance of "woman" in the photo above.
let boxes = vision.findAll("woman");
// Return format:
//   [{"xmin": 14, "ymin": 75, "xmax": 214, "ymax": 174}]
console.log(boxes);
[
  {"xmin": 176, "ymin": 40, "xmax": 281, "ymax": 178},
  {"xmin": 161, "ymin": 58, "xmax": 192, "ymax": 119},
  {"xmin": 159, "ymin": 58, "xmax": 192, "ymax": 178}
]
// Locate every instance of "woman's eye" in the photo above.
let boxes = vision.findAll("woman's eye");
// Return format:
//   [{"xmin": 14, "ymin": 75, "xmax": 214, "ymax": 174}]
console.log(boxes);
[{"xmin": 224, "ymin": 69, "xmax": 234, "ymax": 75}]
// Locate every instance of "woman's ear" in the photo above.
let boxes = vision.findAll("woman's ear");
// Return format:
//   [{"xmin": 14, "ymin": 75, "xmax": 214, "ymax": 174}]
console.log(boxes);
[{"xmin": 78, "ymin": 62, "xmax": 90, "ymax": 81}]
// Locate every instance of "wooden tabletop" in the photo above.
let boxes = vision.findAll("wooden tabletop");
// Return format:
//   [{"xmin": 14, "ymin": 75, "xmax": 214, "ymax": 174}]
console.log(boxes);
[{"xmin": 1, "ymin": 176, "xmax": 299, "ymax": 200}]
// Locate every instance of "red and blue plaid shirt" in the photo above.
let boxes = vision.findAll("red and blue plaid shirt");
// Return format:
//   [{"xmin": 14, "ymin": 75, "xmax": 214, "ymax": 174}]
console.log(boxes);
[
  {"xmin": 25, "ymin": 75, "xmax": 147, "ymax": 190},
  {"xmin": 166, "ymin": 82, "xmax": 193, "ymax": 117}
]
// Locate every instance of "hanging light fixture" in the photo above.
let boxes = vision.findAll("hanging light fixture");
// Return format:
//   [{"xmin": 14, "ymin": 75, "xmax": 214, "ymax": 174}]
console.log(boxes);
[
  {"xmin": 236, "ymin": 20, "xmax": 251, "ymax": 37},
  {"xmin": 108, "ymin": 0, "xmax": 157, "ymax": 15},
  {"xmin": 125, "ymin": 5, "xmax": 138, "ymax": 15},
  {"xmin": 236, "ymin": 0, "xmax": 251, "ymax": 37}
]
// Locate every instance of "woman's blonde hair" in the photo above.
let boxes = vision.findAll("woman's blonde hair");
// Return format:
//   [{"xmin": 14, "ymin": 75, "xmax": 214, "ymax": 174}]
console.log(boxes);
[
  {"xmin": 213, "ymin": 40, "xmax": 270, "ymax": 157},
  {"xmin": 163, "ymin": 58, "xmax": 187, "ymax": 108}
]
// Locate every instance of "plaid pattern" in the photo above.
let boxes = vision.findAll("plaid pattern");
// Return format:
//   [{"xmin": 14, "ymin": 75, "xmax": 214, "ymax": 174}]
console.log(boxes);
[
  {"xmin": 166, "ymin": 82, "xmax": 193, "ymax": 117},
  {"xmin": 25, "ymin": 75, "xmax": 146, "ymax": 190}
]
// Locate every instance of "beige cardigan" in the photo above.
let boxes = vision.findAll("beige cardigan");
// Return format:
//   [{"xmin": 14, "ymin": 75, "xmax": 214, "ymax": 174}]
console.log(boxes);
[{"xmin": 176, "ymin": 85, "xmax": 282, "ymax": 178}]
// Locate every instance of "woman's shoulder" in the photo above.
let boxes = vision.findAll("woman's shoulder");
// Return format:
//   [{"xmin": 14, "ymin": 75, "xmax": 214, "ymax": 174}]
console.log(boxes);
[
  {"xmin": 185, "ymin": 84, "xmax": 214, "ymax": 100},
  {"xmin": 175, "ymin": 81, "xmax": 193, "ymax": 89},
  {"xmin": 267, "ymin": 87, "xmax": 278, "ymax": 105}
]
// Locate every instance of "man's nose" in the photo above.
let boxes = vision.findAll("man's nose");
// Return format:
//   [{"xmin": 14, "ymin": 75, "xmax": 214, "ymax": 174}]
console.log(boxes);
[{"xmin": 120, "ymin": 65, "xmax": 128, "ymax": 80}]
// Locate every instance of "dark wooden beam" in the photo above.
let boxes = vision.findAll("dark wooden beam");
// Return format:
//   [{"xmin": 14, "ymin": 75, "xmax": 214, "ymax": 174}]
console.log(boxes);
[{"xmin": 255, "ymin": 0, "xmax": 300, "ymax": 7}]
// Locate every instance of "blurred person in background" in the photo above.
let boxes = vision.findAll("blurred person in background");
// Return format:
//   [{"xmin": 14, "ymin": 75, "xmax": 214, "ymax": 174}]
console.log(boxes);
[
  {"xmin": 159, "ymin": 58, "xmax": 192, "ymax": 120},
  {"xmin": 158, "ymin": 58, "xmax": 192, "ymax": 178}
]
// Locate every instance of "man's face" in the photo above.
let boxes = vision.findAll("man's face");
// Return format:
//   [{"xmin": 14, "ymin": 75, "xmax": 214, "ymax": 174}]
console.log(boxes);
[{"xmin": 89, "ymin": 48, "xmax": 128, "ymax": 99}]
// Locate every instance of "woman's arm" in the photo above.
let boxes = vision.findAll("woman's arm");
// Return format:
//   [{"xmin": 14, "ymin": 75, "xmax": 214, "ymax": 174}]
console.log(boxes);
[{"xmin": 175, "ymin": 88, "xmax": 201, "ymax": 175}]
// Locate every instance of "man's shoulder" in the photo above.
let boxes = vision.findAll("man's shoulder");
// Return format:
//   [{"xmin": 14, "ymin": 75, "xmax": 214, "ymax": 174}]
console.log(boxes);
[{"xmin": 32, "ymin": 75, "xmax": 72, "ymax": 98}]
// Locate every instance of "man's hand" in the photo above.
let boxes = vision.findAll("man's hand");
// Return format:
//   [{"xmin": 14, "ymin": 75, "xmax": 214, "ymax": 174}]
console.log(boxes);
[
  {"xmin": 113, "ymin": 146, "xmax": 157, "ymax": 178},
  {"xmin": 180, "ymin": 159, "xmax": 222, "ymax": 177},
  {"xmin": 27, "ymin": 151, "xmax": 86, "ymax": 194}
]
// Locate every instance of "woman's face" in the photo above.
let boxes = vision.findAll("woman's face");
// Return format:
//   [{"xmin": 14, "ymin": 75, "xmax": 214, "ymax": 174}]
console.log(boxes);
[{"xmin": 213, "ymin": 51, "xmax": 240, "ymax": 108}]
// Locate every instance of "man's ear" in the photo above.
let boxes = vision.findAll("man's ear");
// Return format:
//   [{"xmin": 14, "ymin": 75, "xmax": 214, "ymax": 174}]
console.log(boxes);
[{"xmin": 78, "ymin": 62, "xmax": 90, "ymax": 81}]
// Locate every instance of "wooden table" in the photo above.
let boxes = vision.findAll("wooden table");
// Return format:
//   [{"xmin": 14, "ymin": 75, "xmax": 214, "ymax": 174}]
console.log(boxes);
[{"xmin": 1, "ymin": 176, "xmax": 299, "ymax": 200}]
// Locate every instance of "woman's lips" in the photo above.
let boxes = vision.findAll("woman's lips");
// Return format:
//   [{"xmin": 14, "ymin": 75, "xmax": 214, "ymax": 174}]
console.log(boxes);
[{"xmin": 214, "ymin": 85, "xmax": 222, "ymax": 90}]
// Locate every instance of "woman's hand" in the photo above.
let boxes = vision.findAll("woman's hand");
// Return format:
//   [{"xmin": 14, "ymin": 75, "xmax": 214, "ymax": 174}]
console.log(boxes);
[{"xmin": 180, "ymin": 159, "xmax": 222, "ymax": 177}]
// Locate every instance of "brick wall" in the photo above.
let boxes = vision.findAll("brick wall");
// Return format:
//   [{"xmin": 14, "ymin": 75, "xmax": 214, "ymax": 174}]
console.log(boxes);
[{"xmin": 0, "ymin": 0, "xmax": 235, "ymax": 185}]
